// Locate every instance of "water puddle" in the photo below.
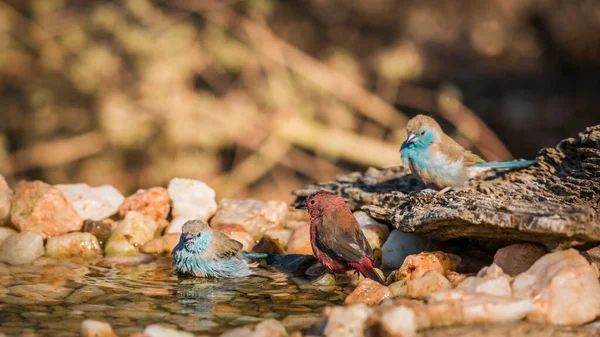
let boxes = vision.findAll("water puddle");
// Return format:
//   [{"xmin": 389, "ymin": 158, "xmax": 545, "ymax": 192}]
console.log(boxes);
[{"xmin": 0, "ymin": 257, "xmax": 349, "ymax": 336}]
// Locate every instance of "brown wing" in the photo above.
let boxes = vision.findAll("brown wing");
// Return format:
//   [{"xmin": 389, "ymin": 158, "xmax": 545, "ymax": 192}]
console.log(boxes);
[
  {"xmin": 315, "ymin": 209, "xmax": 373, "ymax": 263},
  {"xmin": 436, "ymin": 134, "xmax": 485, "ymax": 166},
  {"xmin": 209, "ymin": 230, "xmax": 244, "ymax": 258}
]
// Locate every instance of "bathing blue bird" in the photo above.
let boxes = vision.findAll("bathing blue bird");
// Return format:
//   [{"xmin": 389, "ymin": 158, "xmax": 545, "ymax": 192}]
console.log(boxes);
[
  {"xmin": 172, "ymin": 219, "xmax": 267, "ymax": 278},
  {"xmin": 400, "ymin": 115, "xmax": 537, "ymax": 191}
]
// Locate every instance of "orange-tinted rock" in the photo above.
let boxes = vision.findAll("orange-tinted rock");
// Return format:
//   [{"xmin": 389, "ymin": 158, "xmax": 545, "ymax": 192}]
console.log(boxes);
[
  {"xmin": 493, "ymin": 243, "xmax": 548, "ymax": 276},
  {"xmin": 389, "ymin": 251, "xmax": 460, "ymax": 282},
  {"xmin": 513, "ymin": 249, "xmax": 600, "ymax": 325},
  {"xmin": 210, "ymin": 199, "xmax": 287, "ymax": 239},
  {"xmin": 345, "ymin": 279, "xmax": 392, "ymax": 307},
  {"xmin": 446, "ymin": 271, "xmax": 469, "ymax": 286},
  {"xmin": 390, "ymin": 270, "xmax": 454, "ymax": 299},
  {"xmin": 141, "ymin": 233, "xmax": 181, "ymax": 254},
  {"xmin": 119, "ymin": 187, "xmax": 170, "ymax": 221},
  {"xmin": 213, "ymin": 223, "xmax": 255, "ymax": 251},
  {"xmin": 11, "ymin": 180, "xmax": 83, "ymax": 238},
  {"xmin": 286, "ymin": 225, "xmax": 313, "ymax": 255},
  {"xmin": 285, "ymin": 207, "xmax": 309, "ymax": 230}
]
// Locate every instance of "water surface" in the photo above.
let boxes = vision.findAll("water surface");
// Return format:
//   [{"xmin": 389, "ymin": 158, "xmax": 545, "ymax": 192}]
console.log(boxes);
[{"xmin": 0, "ymin": 257, "xmax": 348, "ymax": 336}]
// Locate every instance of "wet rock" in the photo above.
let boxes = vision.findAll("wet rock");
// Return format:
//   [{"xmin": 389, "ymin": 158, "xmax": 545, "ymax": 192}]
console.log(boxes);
[
  {"xmin": 252, "ymin": 236, "xmax": 286, "ymax": 254},
  {"xmin": 0, "ymin": 174, "xmax": 11, "ymax": 225},
  {"xmin": 391, "ymin": 270, "xmax": 454, "ymax": 299},
  {"xmin": 389, "ymin": 251, "xmax": 460, "ymax": 283},
  {"xmin": 55, "ymin": 183, "xmax": 124, "ymax": 221},
  {"xmin": 140, "ymin": 233, "xmax": 180, "ymax": 254},
  {"xmin": 65, "ymin": 285, "xmax": 106, "ymax": 304},
  {"xmin": 457, "ymin": 264, "xmax": 512, "ymax": 297},
  {"xmin": 45, "ymin": 232, "xmax": 103, "ymax": 259},
  {"xmin": 493, "ymin": 243, "xmax": 547, "ymax": 276},
  {"xmin": 265, "ymin": 254, "xmax": 318, "ymax": 276},
  {"xmin": 264, "ymin": 229, "xmax": 293, "ymax": 249},
  {"xmin": 210, "ymin": 199, "xmax": 288, "ymax": 239},
  {"xmin": 119, "ymin": 187, "xmax": 170, "ymax": 220},
  {"xmin": 323, "ymin": 304, "xmax": 372, "ymax": 337},
  {"xmin": 83, "ymin": 219, "xmax": 115, "ymax": 247},
  {"xmin": 355, "ymin": 211, "xmax": 390, "ymax": 266},
  {"xmin": 0, "ymin": 232, "xmax": 45, "ymax": 265},
  {"xmin": 381, "ymin": 230, "xmax": 430, "ymax": 270},
  {"xmin": 0, "ymin": 227, "xmax": 17, "ymax": 247},
  {"xmin": 104, "ymin": 211, "xmax": 158, "ymax": 256},
  {"xmin": 345, "ymin": 279, "xmax": 392, "ymax": 306},
  {"xmin": 365, "ymin": 299, "xmax": 431, "ymax": 337},
  {"xmin": 512, "ymin": 249, "xmax": 600, "ymax": 325},
  {"xmin": 143, "ymin": 324, "xmax": 194, "ymax": 337},
  {"xmin": 11, "ymin": 180, "xmax": 83, "ymax": 238},
  {"xmin": 426, "ymin": 290, "xmax": 534, "ymax": 326},
  {"xmin": 312, "ymin": 273, "xmax": 338, "ymax": 286},
  {"xmin": 168, "ymin": 177, "xmax": 217, "ymax": 221},
  {"xmin": 254, "ymin": 318, "xmax": 288, "ymax": 337},
  {"xmin": 294, "ymin": 126, "xmax": 600, "ymax": 248},
  {"xmin": 80, "ymin": 319, "xmax": 117, "ymax": 337},
  {"xmin": 286, "ymin": 225, "xmax": 313, "ymax": 255}
]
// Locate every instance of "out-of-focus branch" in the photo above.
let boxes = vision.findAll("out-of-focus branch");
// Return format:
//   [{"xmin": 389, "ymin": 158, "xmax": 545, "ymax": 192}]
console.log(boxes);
[
  {"xmin": 279, "ymin": 117, "xmax": 399, "ymax": 168},
  {"xmin": 8, "ymin": 132, "xmax": 108, "ymax": 175},
  {"xmin": 171, "ymin": 1, "xmax": 408, "ymax": 136}
]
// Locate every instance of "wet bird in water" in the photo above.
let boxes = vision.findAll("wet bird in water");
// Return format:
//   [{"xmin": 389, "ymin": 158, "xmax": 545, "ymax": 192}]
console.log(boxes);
[
  {"xmin": 400, "ymin": 114, "xmax": 536, "ymax": 192},
  {"xmin": 172, "ymin": 220, "xmax": 265, "ymax": 278},
  {"xmin": 296, "ymin": 191, "xmax": 386, "ymax": 285}
]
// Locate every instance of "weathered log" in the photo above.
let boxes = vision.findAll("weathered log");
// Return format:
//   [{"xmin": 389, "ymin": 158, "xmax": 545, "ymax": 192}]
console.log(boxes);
[{"xmin": 293, "ymin": 126, "xmax": 600, "ymax": 249}]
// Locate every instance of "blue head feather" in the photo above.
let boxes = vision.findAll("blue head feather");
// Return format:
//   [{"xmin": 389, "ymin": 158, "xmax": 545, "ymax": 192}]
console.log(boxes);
[{"xmin": 400, "ymin": 127, "xmax": 437, "ymax": 166}]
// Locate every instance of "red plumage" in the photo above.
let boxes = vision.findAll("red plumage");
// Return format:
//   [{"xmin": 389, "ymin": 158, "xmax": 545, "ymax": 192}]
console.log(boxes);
[{"xmin": 296, "ymin": 191, "xmax": 386, "ymax": 285}]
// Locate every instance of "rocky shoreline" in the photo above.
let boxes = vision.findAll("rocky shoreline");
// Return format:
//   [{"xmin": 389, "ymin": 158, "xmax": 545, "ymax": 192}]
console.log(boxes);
[{"xmin": 0, "ymin": 125, "xmax": 599, "ymax": 337}]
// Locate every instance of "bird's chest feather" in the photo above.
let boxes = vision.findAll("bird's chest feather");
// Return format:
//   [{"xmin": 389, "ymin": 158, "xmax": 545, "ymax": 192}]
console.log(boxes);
[{"xmin": 402, "ymin": 147, "xmax": 468, "ymax": 188}]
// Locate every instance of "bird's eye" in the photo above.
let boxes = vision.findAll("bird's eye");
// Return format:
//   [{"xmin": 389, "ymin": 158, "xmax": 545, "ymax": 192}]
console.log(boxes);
[
  {"xmin": 310, "ymin": 200, "xmax": 316, "ymax": 205},
  {"xmin": 420, "ymin": 130, "xmax": 426, "ymax": 136}
]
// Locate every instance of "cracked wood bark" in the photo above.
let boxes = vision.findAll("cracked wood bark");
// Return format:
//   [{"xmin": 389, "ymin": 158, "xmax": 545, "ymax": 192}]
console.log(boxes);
[{"xmin": 293, "ymin": 125, "xmax": 600, "ymax": 249}]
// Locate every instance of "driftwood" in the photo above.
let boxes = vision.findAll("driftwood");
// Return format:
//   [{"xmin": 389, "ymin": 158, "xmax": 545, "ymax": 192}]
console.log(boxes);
[{"xmin": 293, "ymin": 125, "xmax": 600, "ymax": 249}]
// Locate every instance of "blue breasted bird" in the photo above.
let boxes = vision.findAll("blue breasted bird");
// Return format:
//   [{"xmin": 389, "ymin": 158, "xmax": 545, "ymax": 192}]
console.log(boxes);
[
  {"xmin": 172, "ymin": 219, "xmax": 267, "ymax": 278},
  {"xmin": 400, "ymin": 115, "xmax": 536, "ymax": 190}
]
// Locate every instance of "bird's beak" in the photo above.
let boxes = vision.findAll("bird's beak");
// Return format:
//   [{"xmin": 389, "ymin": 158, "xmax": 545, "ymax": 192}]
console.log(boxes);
[
  {"xmin": 183, "ymin": 233, "xmax": 193, "ymax": 242},
  {"xmin": 295, "ymin": 200, "xmax": 308, "ymax": 210},
  {"xmin": 406, "ymin": 132, "xmax": 418, "ymax": 144}
]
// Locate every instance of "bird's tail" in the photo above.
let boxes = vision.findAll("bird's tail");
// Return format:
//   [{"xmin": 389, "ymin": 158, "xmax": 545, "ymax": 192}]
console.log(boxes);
[
  {"xmin": 242, "ymin": 252, "xmax": 270, "ymax": 260},
  {"xmin": 471, "ymin": 159, "xmax": 537, "ymax": 170},
  {"xmin": 354, "ymin": 263, "xmax": 386, "ymax": 286}
]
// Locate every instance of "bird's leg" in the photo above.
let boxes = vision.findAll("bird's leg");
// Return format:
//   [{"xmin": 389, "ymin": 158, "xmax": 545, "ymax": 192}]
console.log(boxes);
[
  {"xmin": 437, "ymin": 186, "xmax": 452, "ymax": 196},
  {"xmin": 353, "ymin": 269, "xmax": 360, "ymax": 281}
]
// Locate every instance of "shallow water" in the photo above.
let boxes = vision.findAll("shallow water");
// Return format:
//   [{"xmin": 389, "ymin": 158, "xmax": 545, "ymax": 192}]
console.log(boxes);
[{"xmin": 0, "ymin": 257, "xmax": 349, "ymax": 336}]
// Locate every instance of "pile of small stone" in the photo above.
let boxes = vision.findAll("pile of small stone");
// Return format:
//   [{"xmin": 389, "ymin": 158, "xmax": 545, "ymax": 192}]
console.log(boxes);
[
  {"xmin": 303, "ymin": 246, "xmax": 600, "ymax": 337},
  {"xmin": 0, "ymin": 174, "xmax": 324, "ymax": 266}
]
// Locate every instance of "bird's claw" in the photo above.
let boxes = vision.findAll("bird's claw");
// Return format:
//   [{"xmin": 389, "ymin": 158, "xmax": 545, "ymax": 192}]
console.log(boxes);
[{"xmin": 437, "ymin": 186, "xmax": 452, "ymax": 196}]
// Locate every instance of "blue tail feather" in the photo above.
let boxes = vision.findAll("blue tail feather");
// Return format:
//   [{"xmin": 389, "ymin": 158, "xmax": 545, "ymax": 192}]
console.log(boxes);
[
  {"xmin": 471, "ymin": 159, "xmax": 537, "ymax": 169},
  {"xmin": 242, "ymin": 252, "xmax": 269, "ymax": 260}
]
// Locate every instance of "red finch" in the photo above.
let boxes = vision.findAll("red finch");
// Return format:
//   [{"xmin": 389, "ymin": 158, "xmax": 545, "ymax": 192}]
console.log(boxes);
[{"xmin": 295, "ymin": 191, "xmax": 386, "ymax": 285}]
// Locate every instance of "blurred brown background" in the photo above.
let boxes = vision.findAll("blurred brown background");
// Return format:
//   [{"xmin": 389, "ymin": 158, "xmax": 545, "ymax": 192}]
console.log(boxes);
[{"xmin": 1, "ymin": 0, "xmax": 599, "ymax": 201}]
